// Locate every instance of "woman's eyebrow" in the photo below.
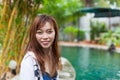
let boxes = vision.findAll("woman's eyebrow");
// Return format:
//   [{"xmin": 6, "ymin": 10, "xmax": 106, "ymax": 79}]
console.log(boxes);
[
  {"xmin": 47, "ymin": 29, "xmax": 52, "ymax": 30},
  {"xmin": 47, "ymin": 27, "xmax": 54, "ymax": 30}
]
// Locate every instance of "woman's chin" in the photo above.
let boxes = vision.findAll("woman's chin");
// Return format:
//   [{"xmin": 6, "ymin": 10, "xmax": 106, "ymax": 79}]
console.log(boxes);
[{"xmin": 41, "ymin": 45, "xmax": 51, "ymax": 49}]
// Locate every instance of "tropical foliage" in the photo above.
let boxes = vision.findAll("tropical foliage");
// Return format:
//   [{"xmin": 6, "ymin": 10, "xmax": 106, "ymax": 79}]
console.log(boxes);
[
  {"xmin": 0, "ymin": 0, "xmax": 43, "ymax": 75},
  {"xmin": 63, "ymin": 26, "xmax": 85, "ymax": 41},
  {"xmin": 90, "ymin": 20, "xmax": 107, "ymax": 40},
  {"xmin": 100, "ymin": 27, "xmax": 120, "ymax": 46},
  {"xmin": 40, "ymin": 0, "xmax": 83, "ymax": 27}
]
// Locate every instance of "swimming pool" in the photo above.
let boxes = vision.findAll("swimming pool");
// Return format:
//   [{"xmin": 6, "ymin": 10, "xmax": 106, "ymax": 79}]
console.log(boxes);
[{"xmin": 60, "ymin": 46, "xmax": 120, "ymax": 80}]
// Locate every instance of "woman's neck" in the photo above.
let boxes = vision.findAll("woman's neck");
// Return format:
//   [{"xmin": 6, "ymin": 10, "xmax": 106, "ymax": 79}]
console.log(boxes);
[{"xmin": 43, "ymin": 47, "xmax": 51, "ymax": 55}]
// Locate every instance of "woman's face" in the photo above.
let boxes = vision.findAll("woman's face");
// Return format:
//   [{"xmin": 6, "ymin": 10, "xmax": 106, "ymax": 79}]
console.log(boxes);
[{"xmin": 36, "ymin": 22, "xmax": 55, "ymax": 49}]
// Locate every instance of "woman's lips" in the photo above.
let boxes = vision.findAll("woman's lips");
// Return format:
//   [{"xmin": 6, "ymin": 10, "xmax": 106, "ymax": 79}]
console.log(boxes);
[{"xmin": 42, "ymin": 41, "xmax": 49, "ymax": 45}]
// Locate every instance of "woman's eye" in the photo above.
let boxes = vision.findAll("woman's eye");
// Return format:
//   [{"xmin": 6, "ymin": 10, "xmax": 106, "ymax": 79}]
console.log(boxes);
[
  {"xmin": 47, "ymin": 30, "xmax": 53, "ymax": 33},
  {"xmin": 37, "ymin": 31, "xmax": 42, "ymax": 34}
]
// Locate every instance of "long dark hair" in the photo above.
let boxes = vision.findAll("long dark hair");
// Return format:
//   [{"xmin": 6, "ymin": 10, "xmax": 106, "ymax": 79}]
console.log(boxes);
[{"xmin": 27, "ymin": 14, "xmax": 60, "ymax": 73}]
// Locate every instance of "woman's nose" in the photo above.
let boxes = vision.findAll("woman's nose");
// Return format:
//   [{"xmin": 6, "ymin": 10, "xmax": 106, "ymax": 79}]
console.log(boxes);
[{"xmin": 42, "ymin": 33, "xmax": 48, "ymax": 39}]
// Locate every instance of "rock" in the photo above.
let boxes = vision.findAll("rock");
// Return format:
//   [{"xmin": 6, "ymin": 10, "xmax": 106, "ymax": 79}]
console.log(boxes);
[{"xmin": 59, "ymin": 57, "xmax": 76, "ymax": 80}]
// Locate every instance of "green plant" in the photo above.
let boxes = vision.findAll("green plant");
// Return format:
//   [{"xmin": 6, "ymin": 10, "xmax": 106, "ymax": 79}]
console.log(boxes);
[
  {"xmin": 64, "ymin": 26, "xmax": 78, "ymax": 36},
  {"xmin": 90, "ymin": 20, "xmax": 107, "ymax": 40},
  {"xmin": 99, "ymin": 29, "xmax": 120, "ymax": 46},
  {"xmin": 63, "ymin": 26, "xmax": 85, "ymax": 41},
  {"xmin": 63, "ymin": 26, "xmax": 77, "ymax": 41},
  {"xmin": 40, "ymin": 0, "xmax": 83, "ymax": 27}
]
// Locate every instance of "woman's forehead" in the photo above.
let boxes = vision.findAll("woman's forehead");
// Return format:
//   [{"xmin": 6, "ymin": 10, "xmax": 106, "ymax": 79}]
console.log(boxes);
[{"xmin": 37, "ymin": 22, "xmax": 54, "ymax": 30}]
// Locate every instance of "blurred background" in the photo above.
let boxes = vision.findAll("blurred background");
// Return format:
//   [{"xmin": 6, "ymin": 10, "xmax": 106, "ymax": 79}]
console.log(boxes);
[{"xmin": 0, "ymin": 0, "xmax": 120, "ymax": 80}]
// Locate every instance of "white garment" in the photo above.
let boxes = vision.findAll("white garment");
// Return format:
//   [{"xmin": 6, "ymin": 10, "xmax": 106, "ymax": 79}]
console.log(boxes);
[{"xmin": 20, "ymin": 51, "xmax": 43, "ymax": 80}]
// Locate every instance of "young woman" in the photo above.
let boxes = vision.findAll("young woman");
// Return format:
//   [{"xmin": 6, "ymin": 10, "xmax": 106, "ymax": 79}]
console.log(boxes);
[{"xmin": 20, "ymin": 14, "xmax": 61, "ymax": 80}]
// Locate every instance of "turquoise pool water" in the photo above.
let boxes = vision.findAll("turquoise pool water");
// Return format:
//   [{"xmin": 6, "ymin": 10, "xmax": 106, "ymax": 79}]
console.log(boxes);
[{"xmin": 60, "ymin": 46, "xmax": 120, "ymax": 80}]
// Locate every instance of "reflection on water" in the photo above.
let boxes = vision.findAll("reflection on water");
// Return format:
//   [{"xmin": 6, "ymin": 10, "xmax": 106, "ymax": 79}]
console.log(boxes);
[{"xmin": 60, "ymin": 46, "xmax": 120, "ymax": 80}]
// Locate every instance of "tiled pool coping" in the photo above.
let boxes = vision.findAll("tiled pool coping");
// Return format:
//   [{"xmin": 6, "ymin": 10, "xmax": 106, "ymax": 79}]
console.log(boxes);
[{"xmin": 59, "ymin": 41, "xmax": 120, "ymax": 53}]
